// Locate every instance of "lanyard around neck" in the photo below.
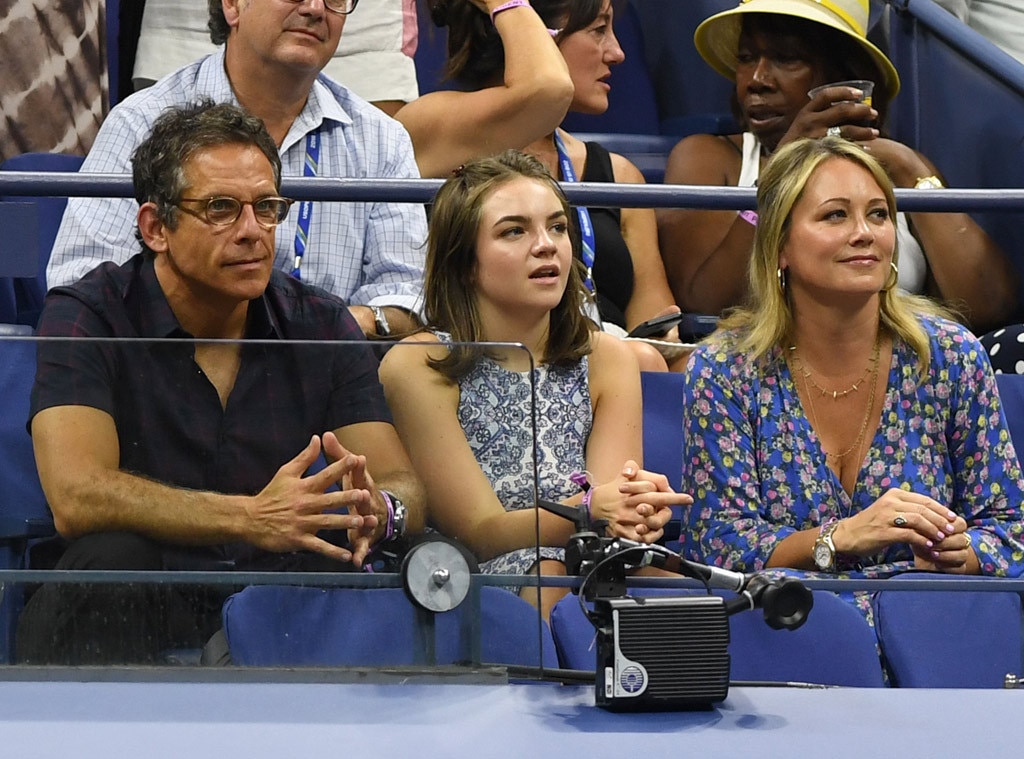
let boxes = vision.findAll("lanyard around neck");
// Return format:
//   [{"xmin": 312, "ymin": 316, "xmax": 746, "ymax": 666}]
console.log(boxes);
[
  {"xmin": 553, "ymin": 130, "xmax": 596, "ymax": 293},
  {"xmin": 291, "ymin": 131, "xmax": 321, "ymax": 281}
]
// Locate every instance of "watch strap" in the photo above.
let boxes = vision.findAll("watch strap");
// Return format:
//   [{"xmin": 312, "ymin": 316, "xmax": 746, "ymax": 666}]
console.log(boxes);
[
  {"xmin": 370, "ymin": 305, "xmax": 391, "ymax": 337},
  {"xmin": 814, "ymin": 520, "xmax": 840, "ymax": 571},
  {"xmin": 379, "ymin": 490, "xmax": 406, "ymax": 541},
  {"xmin": 914, "ymin": 175, "xmax": 944, "ymax": 190}
]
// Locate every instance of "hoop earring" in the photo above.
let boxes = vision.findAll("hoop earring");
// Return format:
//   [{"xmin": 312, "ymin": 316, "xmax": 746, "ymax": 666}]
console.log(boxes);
[
  {"xmin": 777, "ymin": 267, "xmax": 788, "ymax": 294},
  {"xmin": 883, "ymin": 261, "xmax": 899, "ymax": 291}
]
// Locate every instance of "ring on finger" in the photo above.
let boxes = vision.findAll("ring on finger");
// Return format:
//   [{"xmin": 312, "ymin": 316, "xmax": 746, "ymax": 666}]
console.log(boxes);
[
  {"xmin": 826, "ymin": 126, "xmax": 842, "ymax": 138},
  {"xmin": 893, "ymin": 513, "xmax": 908, "ymax": 527}
]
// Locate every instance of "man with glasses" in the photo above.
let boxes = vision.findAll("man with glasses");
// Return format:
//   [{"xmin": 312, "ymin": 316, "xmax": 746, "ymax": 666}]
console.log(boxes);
[
  {"xmin": 49, "ymin": 0, "xmax": 426, "ymax": 339},
  {"xmin": 17, "ymin": 101, "xmax": 425, "ymax": 665}
]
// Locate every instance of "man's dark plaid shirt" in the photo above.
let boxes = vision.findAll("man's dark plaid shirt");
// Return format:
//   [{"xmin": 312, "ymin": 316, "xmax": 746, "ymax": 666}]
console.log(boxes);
[{"xmin": 31, "ymin": 254, "xmax": 392, "ymax": 506}]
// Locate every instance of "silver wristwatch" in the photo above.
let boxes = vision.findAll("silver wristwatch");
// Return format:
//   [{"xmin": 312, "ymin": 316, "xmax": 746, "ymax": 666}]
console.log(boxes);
[
  {"xmin": 813, "ymin": 521, "xmax": 841, "ymax": 571},
  {"xmin": 370, "ymin": 305, "xmax": 391, "ymax": 337},
  {"xmin": 381, "ymin": 490, "xmax": 406, "ymax": 540}
]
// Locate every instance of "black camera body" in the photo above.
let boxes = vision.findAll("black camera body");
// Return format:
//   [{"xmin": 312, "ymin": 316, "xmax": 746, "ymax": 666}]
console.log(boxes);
[
  {"xmin": 545, "ymin": 502, "xmax": 812, "ymax": 712},
  {"xmin": 595, "ymin": 594, "xmax": 730, "ymax": 712}
]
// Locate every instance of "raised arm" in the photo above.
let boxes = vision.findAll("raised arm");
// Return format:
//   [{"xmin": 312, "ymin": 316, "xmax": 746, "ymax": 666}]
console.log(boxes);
[
  {"xmin": 795, "ymin": 86, "xmax": 1018, "ymax": 331},
  {"xmin": 33, "ymin": 406, "xmax": 370, "ymax": 563},
  {"xmin": 864, "ymin": 139, "xmax": 1018, "ymax": 331},
  {"xmin": 395, "ymin": 0, "xmax": 573, "ymax": 178},
  {"xmin": 657, "ymin": 134, "xmax": 757, "ymax": 315}
]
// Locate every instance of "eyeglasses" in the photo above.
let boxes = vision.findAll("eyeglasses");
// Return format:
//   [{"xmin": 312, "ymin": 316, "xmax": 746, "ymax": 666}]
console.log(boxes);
[
  {"xmin": 175, "ymin": 196, "xmax": 294, "ymax": 228},
  {"xmin": 284, "ymin": 0, "xmax": 360, "ymax": 15}
]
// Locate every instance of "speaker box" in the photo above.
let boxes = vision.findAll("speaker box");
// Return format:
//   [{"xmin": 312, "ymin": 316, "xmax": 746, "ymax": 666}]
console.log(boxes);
[{"xmin": 595, "ymin": 595, "xmax": 730, "ymax": 711}]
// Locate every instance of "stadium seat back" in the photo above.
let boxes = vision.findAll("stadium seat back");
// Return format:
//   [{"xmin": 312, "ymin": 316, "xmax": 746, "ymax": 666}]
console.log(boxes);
[
  {"xmin": 0, "ymin": 337, "xmax": 55, "ymax": 662},
  {"xmin": 550, "ymin": 587, "xmax": 885, "ymax": 687},
  {"xmin": 0, "ymin": 153, "xmax": 84, "ymax": 327},
  {"xmin": 874, "ymin": 574, "xmax": 1023, "ymax": 688},
  {"xmin": 223, "ymin": 585, "xmax": 559, "ymax": 669}
]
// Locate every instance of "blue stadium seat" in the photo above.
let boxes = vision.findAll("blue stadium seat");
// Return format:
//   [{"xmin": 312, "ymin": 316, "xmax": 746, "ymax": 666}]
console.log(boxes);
[
  {"xmin": 550, "ymin": 588, "xmax": 885, "ymax": 686},
  {"xmin": 0, "ymin": 153, "xmax": 84, "ymax": 328},
  {"xmin": 874, "ymin": 573, "xmax": 1023, "ymax": 688},
  {"xmin": 631, "ymin": 0, "xmax": 737, "ymax": 137},
  {"xmin": 882, "ymin": 329, "xmax": 1024, "ymax": 689},
  {"xmin": 414, "ymin": 3, "xmax": 455, "ymax": 95},
  {"xmin": 996, "ymin": 372, "xmax": 1024, "ymax": 446},
  {"xmin": 640, "ymin": 370, "xmax": 686, "ymax": 550},
  {"xmin": 573, "ymin": 133, "xmax": 679, "ymax": 184},
  {"xmin": 0, "ymin": 336, "xmax": 55, "ymax": 663},
  {"xmin": 640, "ymin": 370, "xmax": 685, "ymax": 492},
  {"xmin": 882, "ymin": 0, "xmax": 1024, "ymax": 321},
  {"xmin": 222, "ymin": 585, "xmax": 559, "ymax": 669}
]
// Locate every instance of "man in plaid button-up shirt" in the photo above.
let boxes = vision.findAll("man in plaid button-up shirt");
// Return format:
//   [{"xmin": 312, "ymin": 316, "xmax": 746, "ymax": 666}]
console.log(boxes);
[{"xmin": 48, "ymin": 0, "xmax": 427, "ymax": 338}]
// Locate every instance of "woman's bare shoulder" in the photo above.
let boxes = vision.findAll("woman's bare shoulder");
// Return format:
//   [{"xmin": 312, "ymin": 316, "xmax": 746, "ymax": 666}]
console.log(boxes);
[
  {"xmin": 589, "ymin": 330, "xmax": 640, "ymax": 371},
  {"xmin": 664, "ymin": 133, "xmax": 743, "ymax": 184}
]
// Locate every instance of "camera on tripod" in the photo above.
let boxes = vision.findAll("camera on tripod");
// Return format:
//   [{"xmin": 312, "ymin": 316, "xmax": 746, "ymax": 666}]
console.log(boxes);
[{"xmin": 542, "ymin": 499, "xmax": 814, "ymax": 712}]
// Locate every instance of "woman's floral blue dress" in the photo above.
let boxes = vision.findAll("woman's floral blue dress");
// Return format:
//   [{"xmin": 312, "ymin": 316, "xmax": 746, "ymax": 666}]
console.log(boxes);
[{"xmin": 682, "ymin": 315, "xmax": 1024, "ymax": 622}]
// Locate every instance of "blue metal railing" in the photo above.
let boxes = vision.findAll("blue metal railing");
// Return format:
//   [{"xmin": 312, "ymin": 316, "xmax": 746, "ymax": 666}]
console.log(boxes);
[{"xmin": 4, "ymin": 171, "xmax": 1024, "ymax": 213}]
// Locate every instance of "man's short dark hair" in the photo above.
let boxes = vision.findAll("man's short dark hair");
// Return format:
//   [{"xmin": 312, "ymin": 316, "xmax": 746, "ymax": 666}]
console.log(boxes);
[
  {"xmin": 131, "ymin": 99, "xmax": 282, "ymax": 232},
  {"xmin": 209, "ymin": 0, "xmax": 230, "ymax": 45}
]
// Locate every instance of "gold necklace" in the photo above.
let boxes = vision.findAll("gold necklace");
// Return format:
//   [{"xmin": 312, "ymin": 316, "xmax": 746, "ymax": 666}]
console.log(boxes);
[
  {"xmin": 793, "ymin": 337, "xmax": 882, "ymax": 462},
  {"xmin": 789, "ymin": 339, "xmax": 880, "ymax": 400}
]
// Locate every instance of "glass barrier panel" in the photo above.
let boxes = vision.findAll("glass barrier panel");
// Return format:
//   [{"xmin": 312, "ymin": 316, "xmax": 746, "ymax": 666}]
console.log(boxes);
[
  {"xmin": 5, "ymin": 334, "xmax": 1023, "ymax": 690},
  {"xmin": 0, "ymin": 335, "xmax": 550, "ymax": 675}
]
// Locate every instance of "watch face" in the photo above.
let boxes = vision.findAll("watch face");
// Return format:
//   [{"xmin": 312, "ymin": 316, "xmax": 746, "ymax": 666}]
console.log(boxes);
[
  {"xmin": 813, "ymin": 542, "xmax": 833, "ymax": 570},
  {"xmin": 392, "ymin": 500, "xmax": 407, "ymax": 537}
]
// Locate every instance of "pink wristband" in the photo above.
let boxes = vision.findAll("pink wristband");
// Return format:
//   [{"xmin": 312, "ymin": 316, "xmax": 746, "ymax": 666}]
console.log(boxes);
[
  {"xmin": 570, "ymin": 471, "xmax": 593, "ymax": 524},
  {"xmin": 490, "ymin": 0, "xmax": 530, "ymax": 24},
  {"xmin": 581, "ymin": 487, "xmax": 593, "ymax": 524}
]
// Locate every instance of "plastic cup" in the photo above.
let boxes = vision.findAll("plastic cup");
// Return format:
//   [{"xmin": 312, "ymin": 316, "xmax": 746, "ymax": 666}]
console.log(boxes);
[{"xmin": 807, "ymin": 79, "xmax": 875, "ymax": 107}]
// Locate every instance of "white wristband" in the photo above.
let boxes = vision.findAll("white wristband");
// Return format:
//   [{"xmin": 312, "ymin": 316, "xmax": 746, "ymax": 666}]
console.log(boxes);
[{"xmin": 490, "ymin": 0, "xmax": 530, "ymax": 24}]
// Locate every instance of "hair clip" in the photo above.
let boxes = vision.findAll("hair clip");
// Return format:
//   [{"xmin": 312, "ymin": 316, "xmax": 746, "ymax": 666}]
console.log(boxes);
[{"xmin": 451, "ymin": 165, "xmax": 466, "ymax": 177}]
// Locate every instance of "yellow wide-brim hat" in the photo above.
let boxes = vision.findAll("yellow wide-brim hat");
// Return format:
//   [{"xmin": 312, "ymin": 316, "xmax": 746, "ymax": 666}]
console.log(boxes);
[{"xmin": 694, "ymin": 0, "xmax": 901, "ymax": 99}]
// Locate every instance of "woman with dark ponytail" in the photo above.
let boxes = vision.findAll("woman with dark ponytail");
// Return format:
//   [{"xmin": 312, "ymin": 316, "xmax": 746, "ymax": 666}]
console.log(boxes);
[{"xmin": 399, "ymin": 1, "xmax": 685, "ymax": 370}]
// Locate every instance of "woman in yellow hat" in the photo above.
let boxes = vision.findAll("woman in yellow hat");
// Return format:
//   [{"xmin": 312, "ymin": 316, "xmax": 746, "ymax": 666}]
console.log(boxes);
[{"xmin": 657, "ymin": 0, "xmax": 1016, "ymax": 332}]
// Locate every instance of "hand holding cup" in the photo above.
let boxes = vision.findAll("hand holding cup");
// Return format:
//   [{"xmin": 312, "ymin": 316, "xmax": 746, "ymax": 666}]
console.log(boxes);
[{"xmin": 808, "ymin": 79, "xmax": 879, "ymax": 137}]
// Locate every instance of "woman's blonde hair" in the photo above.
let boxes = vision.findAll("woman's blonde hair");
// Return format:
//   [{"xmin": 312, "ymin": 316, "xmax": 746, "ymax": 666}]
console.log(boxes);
[{"xmin": 718, "ymin": 135, "xmax": 950, "ymax": 377}]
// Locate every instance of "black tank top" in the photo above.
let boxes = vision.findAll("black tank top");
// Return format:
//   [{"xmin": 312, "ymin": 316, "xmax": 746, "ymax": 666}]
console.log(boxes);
[{"xmin": 582, "ymin": 142, "xmax": 634, "ymax": 329}]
